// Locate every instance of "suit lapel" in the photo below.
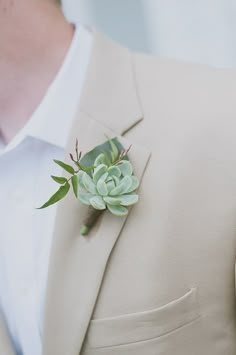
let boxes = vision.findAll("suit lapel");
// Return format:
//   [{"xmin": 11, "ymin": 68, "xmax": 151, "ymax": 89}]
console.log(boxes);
[{"xmin": 42, "ymin": 29, "xmax": 151, "ymax": 355}]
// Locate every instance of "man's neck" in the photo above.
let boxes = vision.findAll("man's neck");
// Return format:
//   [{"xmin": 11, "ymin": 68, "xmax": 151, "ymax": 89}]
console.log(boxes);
[{"xmin": 0, "ymin": 0, "xmax": 74, "ymax": 144}]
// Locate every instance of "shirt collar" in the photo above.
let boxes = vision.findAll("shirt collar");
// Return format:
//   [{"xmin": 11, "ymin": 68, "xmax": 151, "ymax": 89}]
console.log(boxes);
[{"xmin": 1, "ymin": 23, "xmax": 93, "ymax": 155}]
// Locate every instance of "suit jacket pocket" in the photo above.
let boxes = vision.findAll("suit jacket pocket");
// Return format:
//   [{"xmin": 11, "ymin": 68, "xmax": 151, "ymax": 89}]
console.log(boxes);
[{"xmin": 85, "ymin": 288, "xmax": 200, "ymax": 350}]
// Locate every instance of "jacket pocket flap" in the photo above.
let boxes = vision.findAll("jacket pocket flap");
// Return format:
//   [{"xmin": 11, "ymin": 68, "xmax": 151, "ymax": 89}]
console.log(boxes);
[{"xmin": 86, "ymin": 288, "xmax": 200, "ymax": 349}]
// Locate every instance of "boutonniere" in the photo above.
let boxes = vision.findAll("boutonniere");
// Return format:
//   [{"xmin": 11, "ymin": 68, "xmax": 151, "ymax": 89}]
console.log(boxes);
[{"xmin": 38, "ymin": 137, "xmax": 140, "ymax": 235}]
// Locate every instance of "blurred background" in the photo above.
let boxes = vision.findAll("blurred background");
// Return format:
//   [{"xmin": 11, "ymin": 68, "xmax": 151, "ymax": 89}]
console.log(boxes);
[{"xmin": 62, "ymin": 0, "xmax": 236, "ymax": 68}]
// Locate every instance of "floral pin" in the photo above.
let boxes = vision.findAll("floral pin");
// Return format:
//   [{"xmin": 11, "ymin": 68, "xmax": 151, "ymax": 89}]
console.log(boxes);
[{"xmin": 38, "ymin": 137, "xmax": 140, "ymax": 235}]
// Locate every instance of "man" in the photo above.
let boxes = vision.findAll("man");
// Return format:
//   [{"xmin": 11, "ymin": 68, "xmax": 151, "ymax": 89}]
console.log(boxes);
[{"xmin": 1, "ymin": 0, "xmax": 236, "ymax": 354}]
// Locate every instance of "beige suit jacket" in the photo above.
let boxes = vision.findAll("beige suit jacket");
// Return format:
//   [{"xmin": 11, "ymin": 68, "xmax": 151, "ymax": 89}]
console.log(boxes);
[{"xmin": 2, "ymin": 29, "xmax": 236, "ymax": 355}]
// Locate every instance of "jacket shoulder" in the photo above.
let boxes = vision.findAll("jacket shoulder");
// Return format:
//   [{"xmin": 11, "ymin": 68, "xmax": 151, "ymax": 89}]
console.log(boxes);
[
  {"xmin": 130, "ymin": 49, "xmax": 236, "ymax": 120},
  {"xmin": 131, "ymin": 49, "xmax": 236, "ymax": 92}
]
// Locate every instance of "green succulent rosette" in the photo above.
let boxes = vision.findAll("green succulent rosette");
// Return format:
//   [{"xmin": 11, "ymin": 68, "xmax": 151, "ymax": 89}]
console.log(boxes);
[
  {"xmin": 38, "ymin": 137, "xmax": 140, "ymax": 236},
  {"xmin": 78, "ymin": 158, "xmax": 139, "ymax": 214}
]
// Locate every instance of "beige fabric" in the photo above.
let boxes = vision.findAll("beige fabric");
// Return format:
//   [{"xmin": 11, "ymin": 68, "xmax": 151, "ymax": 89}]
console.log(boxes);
[
  {"xmin": 2, "ymin": 28, "xmax": 236, "ymax": 354},
  {"xmin": 42, "ymin": 30, "xmax": 236, "ymax": 355}
]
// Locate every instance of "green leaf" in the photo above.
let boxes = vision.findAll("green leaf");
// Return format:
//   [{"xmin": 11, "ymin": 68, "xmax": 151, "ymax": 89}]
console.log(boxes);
[
  {"xmin": 109, "ymin": 139, "xmax": 119, "ymax": 163},
  {"xmin": 51, "ymin": 176, "xmax": 68, "ymax": 184},
  {"xmin": 77, "ymin": 190, "xmax": 94, "ymax": 205},
  {"xmin": 77, "ymin": 162, "xmax": 95, "ymax": 173},
  {"xmin": 118, "ymin": 161, "xmax": 133, "ymax": 176},
  {"xmin": 53, "ymin": 160, "xmax": 75, "ymax": 174},
  {"xmin": 107, "ymin": 166, "xmax": 121, "ymax": 178},
  {"xmin": 89, "ymin": 196, "xmax": 106, "ymax": 210},
  {"xmin": 106, "ymin": 180, "xmax": 116, "ymax": 193},
  {"xmin": 126, "ymin": 176, "xmax": 140, "ymax": 193},
  {"xmin": 101, "ymin": 150, "xmax": 111, "ymax": 166},
  {"xmin": 109, "ymin": 176, "xmax": 133, "ymax": 196},
  {"xmin": 119, "ymin": 194, "xmax": 139, "ymax": 206},
  {"xmin": 103, "ymin": 196, "xmax": 121, "ymax": 205},
  {"xmin": 112, "ymin": 176, "xmax": 120, "ymax": 186},
  {"xmin": 37, "ymin": 182, "xmax": 70, "ymax": 209},
  {"xmin": 93, "ymin": 164, "xmax": 108, "ymax": 183},
  {"xmin": 107, "ymin": 204, "xmax": 128, "ymax": 216},
  {"xmin": 71, "ymin": 175, "xmax": 78, "ymax": 197},
  {"xmin": 94, "ymin": 153, "xmax": 107, "ymax": 167},
  {"xmin": 82, "ymin": 172, "xmax": 97, "ymax": 194},
  {"xmin": 79, "ymin": 137, "xmax": 126, "ymax": 172},
  {"xmin": 77, "ymin": 170, "xmax": 87, "ymax": 190},
  {"xmin": 96, "ymin": 173, "xmax": 109, "ymax": 196}
]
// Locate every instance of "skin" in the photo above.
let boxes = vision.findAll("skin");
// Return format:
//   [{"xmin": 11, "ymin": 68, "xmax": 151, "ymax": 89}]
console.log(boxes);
[{"xmin": 0, "ymin": 0, "xmax": 74, "ymax": 144}]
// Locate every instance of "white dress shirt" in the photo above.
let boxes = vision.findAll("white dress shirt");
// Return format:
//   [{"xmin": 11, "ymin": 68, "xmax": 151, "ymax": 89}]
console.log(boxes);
[{"xmin": 0, "ymin": 24, "xmax": 93, "ymax": 355}]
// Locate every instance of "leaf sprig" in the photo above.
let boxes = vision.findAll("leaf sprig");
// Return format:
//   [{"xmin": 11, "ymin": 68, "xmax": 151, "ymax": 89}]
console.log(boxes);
[
  {"xmin": 38, "ymin": 137, "xmax": 140, "ymax": 235},
  {"xmin": 38, "ymin": 137, "xmax": 134, "ymax": 210}
]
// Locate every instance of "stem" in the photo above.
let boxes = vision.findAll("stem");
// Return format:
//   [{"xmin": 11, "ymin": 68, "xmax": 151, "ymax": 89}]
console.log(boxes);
[{"xmin": 80, "ymin": 206, "xmax": 105, "ymax": 236}]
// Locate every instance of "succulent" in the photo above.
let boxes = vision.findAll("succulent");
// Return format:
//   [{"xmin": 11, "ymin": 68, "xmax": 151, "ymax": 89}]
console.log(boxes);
[
  {"xmin": 38, "ymin": 137, "xmax": 140, "ymax": 236},
  {"xmin": 77, "ymin": 153, "xmax": 139, "ymax": 217}
]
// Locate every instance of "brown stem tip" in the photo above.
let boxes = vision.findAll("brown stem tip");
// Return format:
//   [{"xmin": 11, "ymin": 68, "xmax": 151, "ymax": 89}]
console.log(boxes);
[{"xmin": 80, "ymin": 206, "xmax": 105, "ymax": 236}]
